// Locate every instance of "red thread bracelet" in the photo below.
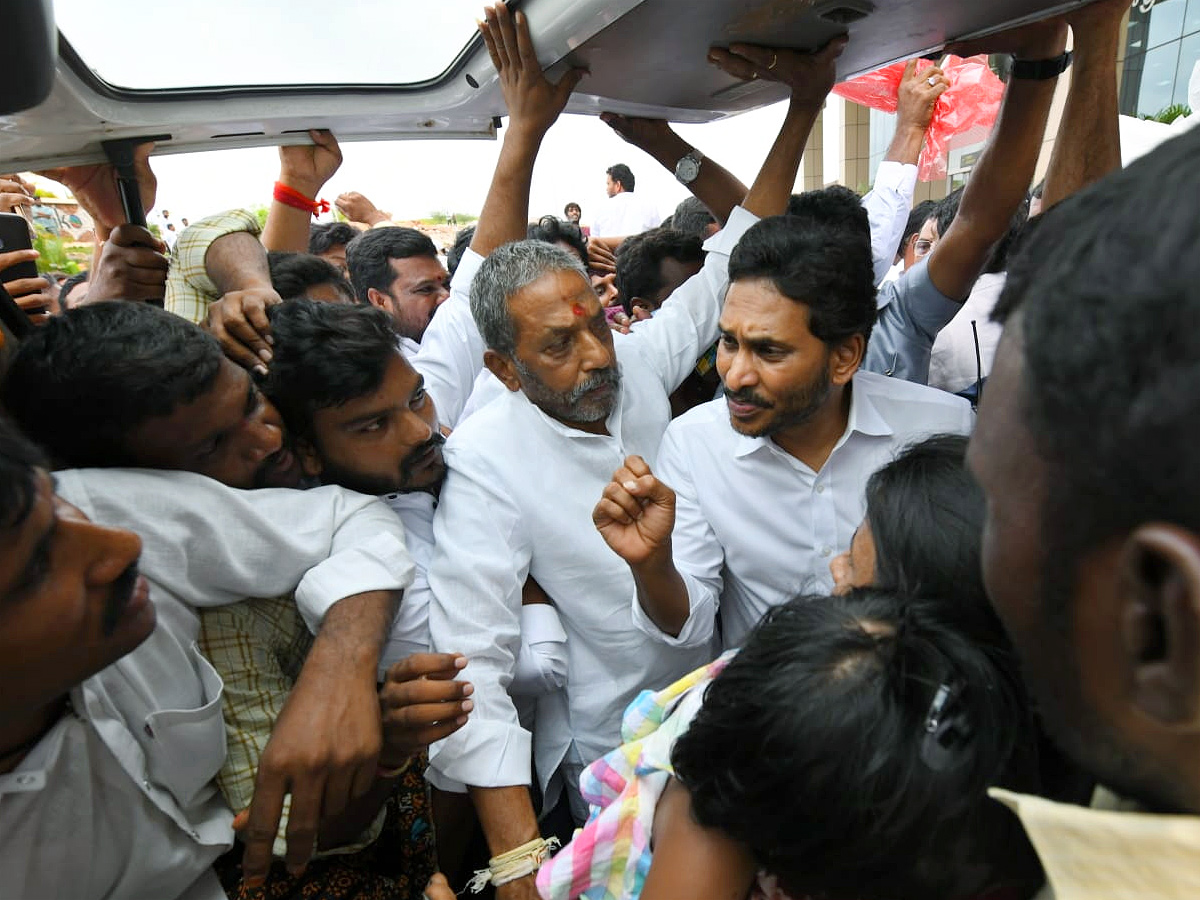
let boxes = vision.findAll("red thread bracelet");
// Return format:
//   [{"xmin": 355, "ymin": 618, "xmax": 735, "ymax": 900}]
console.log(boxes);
[{"xmin": 273, "ymin": 181, "xmax": 331, "ymax": 217}]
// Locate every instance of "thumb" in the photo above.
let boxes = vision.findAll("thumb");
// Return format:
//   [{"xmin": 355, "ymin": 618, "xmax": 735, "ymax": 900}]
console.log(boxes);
[{"xmin": 555, "ymin": 67, "xmax": 587, "ymax": 103}]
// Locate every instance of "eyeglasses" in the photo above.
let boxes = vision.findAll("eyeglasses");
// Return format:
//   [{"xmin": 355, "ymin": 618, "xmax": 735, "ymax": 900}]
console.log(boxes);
[{"xmin": 913, "ymin": 239, "xmax": 934, "ymax": 256}]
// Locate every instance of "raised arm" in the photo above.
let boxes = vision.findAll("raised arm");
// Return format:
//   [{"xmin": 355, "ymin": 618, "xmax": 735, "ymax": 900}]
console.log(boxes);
[
  {"xmin": 261, "ymin": 130, "xmax": 343, "ymax": 253},
  {"xmin": 598, "ymin": 115, "xmax": 749, "ymax": 226},
  {"xmin": 1039, "ymin": 0, "xmax": 1126, "ymax": 211},
  {"xmin": 469, "ymin": 3, "xmax": 584, "ymax": 258},
  {"xmin": 929, "ymin": 19, "xmax": 1070, "ymax": 301}
]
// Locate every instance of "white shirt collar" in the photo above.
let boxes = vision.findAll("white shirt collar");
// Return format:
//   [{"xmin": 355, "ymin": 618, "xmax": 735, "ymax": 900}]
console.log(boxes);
[{"xmin": 729, "ymin": 374, "xmax": 895, "ymax": 461}]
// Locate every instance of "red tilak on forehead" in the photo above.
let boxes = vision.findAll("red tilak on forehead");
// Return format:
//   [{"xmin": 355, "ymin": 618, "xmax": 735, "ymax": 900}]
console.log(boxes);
[{"xmin": 571, "ymin": 303, "xmax": 586, "ymax": 317}]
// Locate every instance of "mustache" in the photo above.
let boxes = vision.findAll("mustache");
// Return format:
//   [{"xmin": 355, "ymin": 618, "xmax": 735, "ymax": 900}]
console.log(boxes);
[
  {"xmin": 724, "ymin": 386, "xmax": 774, "ymax": 409},
  {"xmin": 568, "ymin": 367, "xmax": 620, "ymax": 403},
  {"xmin": 400, "ymin": 430, "xmax": 447, "ymax": 477},
  {"xmin": 101, "ymin": 561, "xmax": 140, "ymax": 637}
]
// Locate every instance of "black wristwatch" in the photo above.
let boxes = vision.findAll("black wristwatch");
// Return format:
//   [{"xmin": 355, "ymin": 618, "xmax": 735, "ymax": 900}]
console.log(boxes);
[{"xmin": 1010, "ymin": 51, "xmax": 1072, "ymax": 81}]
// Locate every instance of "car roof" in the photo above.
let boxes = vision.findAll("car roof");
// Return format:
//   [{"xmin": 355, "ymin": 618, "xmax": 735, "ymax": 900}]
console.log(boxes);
[{"xmin": 0, "ymin": 0, "xmax": 1086, "ymax": 170}]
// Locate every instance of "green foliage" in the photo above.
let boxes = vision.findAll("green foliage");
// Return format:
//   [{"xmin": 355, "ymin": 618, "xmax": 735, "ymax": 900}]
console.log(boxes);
[
  {"xmin": 422, "ymin": 211, "xmax": 478, "ymax": 225},
  {"xmin": 1141, "ymin": 104, "xmax": 1192, "ymax": 125},
  {"xmin": 250, "ymin": 203, "xmax": 270, "ymax": 230},
  {"xmin": 32, "ymin": 231, "xmax": 83, "ymax": 275}
]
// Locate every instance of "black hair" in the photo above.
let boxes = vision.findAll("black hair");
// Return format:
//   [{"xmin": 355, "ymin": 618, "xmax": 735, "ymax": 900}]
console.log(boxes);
[
  {"xmin": 260, "ymin": 298, "xmax": 400, "ymax": 442},
  {"xmin": 527, "ymin": 216, "xmax": 588, "ymax": 268},
  {"xmin": 900, "ymin": 199, "xmax": 939, "ymax": 256},
  {"xmin": 0, "ymin": 302, "xmax": 223, "ymax": 469},
  {"xmin": 0, "ymin": 417, "xmax": 47, "ymax": 530},
  {"xmin": 607, "ymin": 163, "xmax": 635, "ymax": 192},
  {"xmin": 57, "ymin": 269, "xmax": 89, "ymax": 307},
  {"xmin": 785, "ymin": 185, "xmax": 866, "ymax": 228},
  {"xmin": 729, "ymin": 200, "xmax": 877, "ymax": 346},
  {"xmin": 933, "ymin": 187, "xmax": 964, "ymax": 243},
  {"xmin": 345, "ymin": 226, "xmax": 438, "ymax": 303},
  {"xmin": 995, "ymin": 127, "xmax": 1200, "ymax": 609},
  {"xmin": 563, "ymin": 201, "xmax": 581, "ymax": 216},
  {"xmin": 671, "ymin": 196, "xmax": 716, "ymax": 239},
  {"xmin": 446, "ymin": 225, "xmax": 476, "ymax": 279},
  {"xmin": 308, "ymin": 221, "xmax": 358, "ymax": 256},
  {"xmin": 267, "ymin": 251, "xmax": 354, "ymax": 301},
  {"xmin": 865, "ymin": 434, "xmax": 1002, "ymax": 640},
  {"xmin": 673, "ymin": 590, "xmax": 1042, "ymax": 900},
  {"xmin": 613, "ymin": 228, "xmax": 704, "ymax": 316}
]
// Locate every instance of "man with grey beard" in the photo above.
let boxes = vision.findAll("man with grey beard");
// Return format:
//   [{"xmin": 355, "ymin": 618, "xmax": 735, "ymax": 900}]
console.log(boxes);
[{"xmin": 422, "ymin": 3, "xmax": 844, "ymax": 892}]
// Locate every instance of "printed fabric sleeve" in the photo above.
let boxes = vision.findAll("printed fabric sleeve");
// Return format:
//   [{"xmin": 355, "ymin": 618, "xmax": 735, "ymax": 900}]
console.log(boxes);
[{"xmin": 164, "ymin": 209, "xmax": 262, "ymax": 324}]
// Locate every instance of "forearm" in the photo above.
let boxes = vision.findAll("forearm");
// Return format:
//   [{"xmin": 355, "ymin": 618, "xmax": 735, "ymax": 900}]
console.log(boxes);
[
  {"xmin": 931, "ymin": 35, "xmax": 1065, "ymax": 298},
  {"xmin": 309, "ymin": 589, "xmax": 399, "ymax": 676},
  {"xmin": 1041, "ymin": 28, "xmax": 1121, "ymax": 210},
  {"xmin": 205, "ymin": 231, "xmax": 274, "ymax": 293},
  {"xmin": 630, "ymin": 548, "xmax": 693, "ymax": 638},
  {"xmin": 469, "ymin": 784, "xmax": 542, "ymax": 897},
  {"xmin": 471, "ymin": 124, "xmax": 543, "ymax": 257},
  {"xmin": 742, "ymin": 98, "xmax": 820, "ymax": 218},
  {"xmin": 637, "ymin": 128, "xmax": 749, "ymax": 226},
  {"xmin": 885, "ymin": 121, "xmax": 926, "ymax": 165},
  {"xmin": 261, "ymin": 201, "xmax": 311, "ymax": 252}
]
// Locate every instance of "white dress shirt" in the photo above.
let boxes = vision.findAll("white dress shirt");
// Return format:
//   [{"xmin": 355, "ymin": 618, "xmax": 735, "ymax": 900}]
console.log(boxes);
[
  {"xmin": 590, "ymin": 191, "xmax": 663, "ymax": 239},
  {"xmin": 861, "ymin": 161, "xmax": 919, "ymax": 287},
  {"xmin": 426, "ymin": 207, "xmax": 756, "ymax": 790},
  {"xmin": 640, "ymin": 371, "xmax": 973, "ymax": 650},
  {"xmin": 413, "ymin": 249, "xmax": 488, "ymax": 428},
  {"xmin": 0, "ymin": 469, "xmax": 415, "ymax": 900}
]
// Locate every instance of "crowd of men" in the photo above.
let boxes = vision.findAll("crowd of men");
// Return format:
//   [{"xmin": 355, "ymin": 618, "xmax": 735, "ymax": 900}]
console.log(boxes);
[{"xmin": 3, "ymin": 0, "xmax": 1200, "ymax": 898}]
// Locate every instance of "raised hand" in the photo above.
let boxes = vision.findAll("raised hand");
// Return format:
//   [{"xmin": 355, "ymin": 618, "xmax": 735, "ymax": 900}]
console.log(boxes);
[
  {"xmin": 593, "ymin": 455, "xmax": 677, "ymax": 566},
  {"xmin": 0, "ymin": 175, "xmax": 35, "ymax": 213},
  {"xmin": 896, "ymin": 59, "xmax": 949, "ymax": 134},
  {"xmin": 708, "ymin": 35, "xmax": 849, "ymax": 111},
  {"xmin": 479, "ymin": 3, "xmax": 585, "ymax": 137},
  {"xmin": 278, "ymin": 129, "xmax": 342, "ymax": 199},
  {"xmin": 334, "ymin": 190, "xmax": 389, "ymax": 226},
  {"xmin": 38, "ymin": 143, "xmax": 157, "ymax": 236}
]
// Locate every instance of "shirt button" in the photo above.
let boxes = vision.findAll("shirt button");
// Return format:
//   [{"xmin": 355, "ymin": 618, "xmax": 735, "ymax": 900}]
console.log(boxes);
[
  {"xmin": 16, "ymin": 774, "xmax": 35, "ymax": 786},
  {"xmin": 143, "ymin": 779, "xmax": 152, "ymax": 791},
  {"xmin": 815, "ymin": 484, "xmax": 825, "ymax": 494},
  {"xmin": 820, "ymin": 545, "xmax": 832, "ymax": 557}
]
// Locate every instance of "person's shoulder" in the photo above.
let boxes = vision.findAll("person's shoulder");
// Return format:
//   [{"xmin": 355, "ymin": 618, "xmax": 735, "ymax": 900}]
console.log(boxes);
[
  {"xmin": 856, "ymin": 370, "xmax": 970, "ymax": 416},
  {"xmin": 444, "ymin": 389, "xmax": 529, "ymax": 461}
]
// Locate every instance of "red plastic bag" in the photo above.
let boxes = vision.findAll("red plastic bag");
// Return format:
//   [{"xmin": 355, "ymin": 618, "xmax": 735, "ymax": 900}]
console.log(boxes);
[{"xmin": 832, "ymin": 56, "xmax": 1005, "ymax": 181}]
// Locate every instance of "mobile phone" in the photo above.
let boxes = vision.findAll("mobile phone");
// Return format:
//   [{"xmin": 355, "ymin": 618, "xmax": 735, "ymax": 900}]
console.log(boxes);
[{"xmin": 0, "ymin": 212, "xmax": 38, "ymax": 283}]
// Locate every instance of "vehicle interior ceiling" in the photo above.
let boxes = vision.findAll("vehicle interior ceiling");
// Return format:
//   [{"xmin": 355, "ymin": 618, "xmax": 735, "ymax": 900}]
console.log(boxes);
[{"xmin": 1, "ymin": 0, "xmax": 1087, "ymax": 172}]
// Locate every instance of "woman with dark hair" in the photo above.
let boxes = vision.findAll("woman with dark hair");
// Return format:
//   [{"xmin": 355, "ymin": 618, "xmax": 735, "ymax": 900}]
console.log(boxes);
[
  {"xmin": 831, "ymin": 433, "xmax": 1001, "ymax": 644},
  {"xmin": 538, "ymin": 435, "xmax": 1081, "ymax": 900}
]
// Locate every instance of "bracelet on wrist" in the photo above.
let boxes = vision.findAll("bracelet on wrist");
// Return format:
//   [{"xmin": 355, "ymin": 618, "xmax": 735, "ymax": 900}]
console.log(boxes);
[
  {"xmin": 273, "ymin": 181, "xmax": 331, "ymax": 217},
  {"xmin": 1010, "ymin": 51, "xmax": 1072, "ymax": 81}
]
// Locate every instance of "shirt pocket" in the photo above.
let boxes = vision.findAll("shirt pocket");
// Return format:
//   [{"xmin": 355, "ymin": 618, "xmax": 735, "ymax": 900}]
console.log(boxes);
[{"xmin": 142, "ymin": 643, "xmax": 227, "ymax": 808}]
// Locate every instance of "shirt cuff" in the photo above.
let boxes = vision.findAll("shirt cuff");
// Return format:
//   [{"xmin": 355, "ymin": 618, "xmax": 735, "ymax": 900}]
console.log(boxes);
[
  {"xmin": 873, "ymin": 160, "xmax": 919, "ymax": 198},
  {"xmin": 628, "ymin": 576, "xmax": 717, "ymax": 649},
  {"xmin": 704, "ymin": 205, "xmax": 759, "ymax": 256},
  {"xmin": 427, "ymin": 718, "xmax": 532, "ymax": 788},
  {"xmin": 294, "ymin": 532, "xmax": 415, "ymax": 633}
]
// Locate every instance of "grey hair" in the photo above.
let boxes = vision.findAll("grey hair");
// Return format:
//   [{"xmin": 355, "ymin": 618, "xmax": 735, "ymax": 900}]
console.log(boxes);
[{"xmin": 470, "ymin": 239, "xmax": 590, "ymax": 356}]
